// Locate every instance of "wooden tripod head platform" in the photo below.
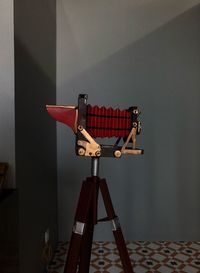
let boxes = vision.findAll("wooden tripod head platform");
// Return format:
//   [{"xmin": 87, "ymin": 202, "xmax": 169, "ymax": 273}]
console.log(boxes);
[{"xmin": 47, "ymin": 94, "xmax": 143, "ymax": 158}]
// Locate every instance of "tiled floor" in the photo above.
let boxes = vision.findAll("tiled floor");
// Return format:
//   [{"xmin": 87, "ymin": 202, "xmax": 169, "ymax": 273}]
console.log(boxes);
[{"xmin": 48, "ymin": 241, "xmax": 200, "ymax": 273}]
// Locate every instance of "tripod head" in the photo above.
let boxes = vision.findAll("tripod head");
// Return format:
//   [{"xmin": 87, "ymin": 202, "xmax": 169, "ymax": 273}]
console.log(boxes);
[{"xmin": 47, "ymin": 94, "xmax": 143, "ymax": 158}]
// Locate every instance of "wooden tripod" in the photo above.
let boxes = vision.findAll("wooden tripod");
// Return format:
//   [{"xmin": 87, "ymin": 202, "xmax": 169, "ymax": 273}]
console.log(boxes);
[{"xmin": 64, "ymin": 158, "xmax": 134, "ymax": 273}]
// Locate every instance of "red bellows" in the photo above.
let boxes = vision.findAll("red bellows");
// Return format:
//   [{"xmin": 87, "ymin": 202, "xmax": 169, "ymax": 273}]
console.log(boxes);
[
  {"xmin": 86, "ymin": 105, "xmax": 132, "ymax": 138},
  {"xmin": 46, "ymin": 104, "xmax": 132, "ymax": 138}
]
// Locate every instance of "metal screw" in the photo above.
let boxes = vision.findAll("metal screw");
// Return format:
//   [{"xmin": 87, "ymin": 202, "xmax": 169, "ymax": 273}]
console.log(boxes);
[
  {"xmin": 133, "ymin": 109, "xmax": 139, "ymax": 115},
  {"xmin": 114, "ymin": 150, "xmax": 122, "ymax": 158},
  {"xmin": 78, "ymin": 125, "xmax": 83, "ymax": 131},
  {"xmin": 78, "ymin": 148, "xmax": 85, "ymax": 156},
  {"xmin": 95, "ymin": 151, "xmax": 101, "ymax": 157},
  {"xmin": 133, "ymin": 122, "xmax": 137, "ymax": 128}
]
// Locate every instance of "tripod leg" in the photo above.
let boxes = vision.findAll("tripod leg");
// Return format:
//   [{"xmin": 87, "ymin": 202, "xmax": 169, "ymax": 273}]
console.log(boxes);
[
  {"xmin": 78, "ymin": 177, "xmax": 99, "ymax": 273},
  {"xmin": 64, "ymin": 178, "xmax": 94, "ymax": 273},
  {"xmin": 64, "ymin": 232, "xmax": 82, "ymax": 273},
  {"xmin": 99, "ymin": 179, "xmax": 134, "ymax": 273},
  {"xmin": 78, "ymin": 218, "xmax": 94, "ymax": 273}
]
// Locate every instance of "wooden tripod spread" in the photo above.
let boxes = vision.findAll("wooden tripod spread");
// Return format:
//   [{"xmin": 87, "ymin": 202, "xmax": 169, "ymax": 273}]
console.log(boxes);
[{"xmin": 64, "ymin": 158, "xmax": 134, "ymax": 273}]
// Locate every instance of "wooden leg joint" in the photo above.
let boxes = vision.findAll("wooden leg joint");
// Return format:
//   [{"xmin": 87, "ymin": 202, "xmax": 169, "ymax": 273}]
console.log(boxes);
[
  {"xmin": 73, "ymin": 221, "xmax": 86, "ymax": 235},
  {"xmin": 111, "ymin": 216, "xmax": 121, "ymax": 231}
]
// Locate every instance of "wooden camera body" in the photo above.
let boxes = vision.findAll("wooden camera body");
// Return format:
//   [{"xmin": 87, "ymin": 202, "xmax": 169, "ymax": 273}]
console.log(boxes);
[{"xmin": 47, "ymin": 94, "xmax": 143, "ymax": 158}]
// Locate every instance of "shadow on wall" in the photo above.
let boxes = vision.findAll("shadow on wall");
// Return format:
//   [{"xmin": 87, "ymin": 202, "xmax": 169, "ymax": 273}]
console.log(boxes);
[
  {"xmin": 57, "ymin": 4, "xmax": 200, "ymax": 241},
  {"xmin": 14, "ymin": 36, "xmax": 57, "ymax": 273}
]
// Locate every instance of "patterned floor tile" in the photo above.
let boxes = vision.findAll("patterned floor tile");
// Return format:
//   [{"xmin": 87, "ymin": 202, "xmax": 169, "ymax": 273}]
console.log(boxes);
[
  {"xmin": 48, "ymin": 241, "xmax": 200, "ymax": 273},
  {"xmin": 182, "ymin": 265, "xmax": 200, "ymax": 273}
]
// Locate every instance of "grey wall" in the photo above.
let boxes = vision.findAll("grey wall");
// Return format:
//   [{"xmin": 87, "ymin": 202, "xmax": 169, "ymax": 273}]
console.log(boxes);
[
  {"xmin": 57, "ymin": 0, "xmax": 200, "ymax": 82},
  {"xmin": 57, "ymin": 2, "xmax": 200, "ymax": 241},
  {"xmin": 14, "ymin": 1, "xmax": 57, "ymax": 273},
  {"xmin": 0, "ymin": 0, "xmax": 15, "ymax": 187}
]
